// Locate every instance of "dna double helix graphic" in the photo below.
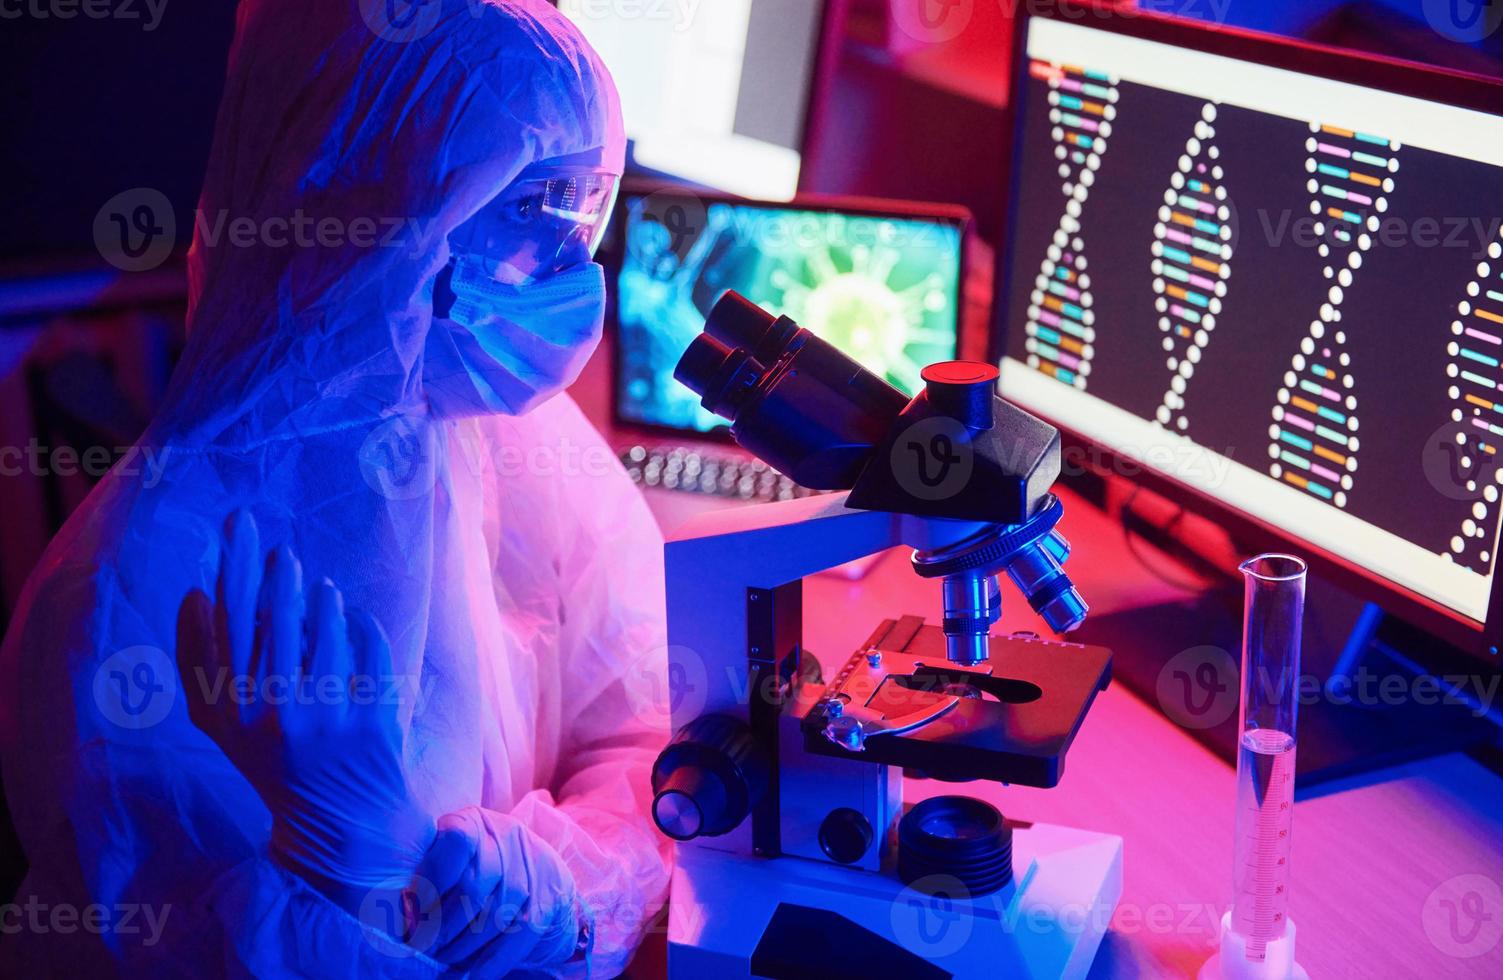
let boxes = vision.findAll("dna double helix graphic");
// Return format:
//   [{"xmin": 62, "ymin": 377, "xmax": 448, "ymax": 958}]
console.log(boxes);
[
  {"xmin": 1023, "ymin": 62, "xmax": 1120, "ymax": 390},
  {"xmin": 1151, "ymin": 102, "xmax": 1233, "ymax": 433},
  {"xmin": 1268, "ymin": 124, "xmax": 1400, "ymax": 509},
  {"xmin": 1442, "ymin": 228, "xmax": 1503, "ymax": 571}
]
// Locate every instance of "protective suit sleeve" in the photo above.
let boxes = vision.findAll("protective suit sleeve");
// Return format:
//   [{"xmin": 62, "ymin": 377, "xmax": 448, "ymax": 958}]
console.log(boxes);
[
  {"xmin": 197, "ymin": 855, "xmax": 450, "ymax": 978},
  {"xmin": 490, "ymin": 400, "xmax": 673, "ymax": 977},
  {"xmin": 1, "ymin": 565, "xmax": 450, "ymax": 979}
]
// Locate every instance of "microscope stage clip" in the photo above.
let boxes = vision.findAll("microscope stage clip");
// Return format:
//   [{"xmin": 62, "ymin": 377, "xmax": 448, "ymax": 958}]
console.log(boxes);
[{"xmin": 817, "ymin": 641, "xmax": 969, "ymax": 750}]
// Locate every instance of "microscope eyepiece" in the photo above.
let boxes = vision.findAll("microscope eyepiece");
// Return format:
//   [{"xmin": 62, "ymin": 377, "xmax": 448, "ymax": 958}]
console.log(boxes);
[
  {"xmin": 702, "ymin": 290, "xmax": 800, "ymax": 364},
  {"xmin": 674, "ymin": 334, "xmax": 768, "ymax": 420},
  {"xmin": 673, "ymin": 291, "xmax": 909, "ymax": 489}
]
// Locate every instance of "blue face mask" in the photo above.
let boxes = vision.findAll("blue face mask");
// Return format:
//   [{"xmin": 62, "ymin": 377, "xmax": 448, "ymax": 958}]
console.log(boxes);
[{"xmin": 439, "ymin": 253, "xmax": 607, "ymax": 416}]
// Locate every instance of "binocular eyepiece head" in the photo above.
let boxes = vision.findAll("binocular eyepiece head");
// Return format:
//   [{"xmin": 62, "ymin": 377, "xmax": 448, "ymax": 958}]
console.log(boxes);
[
  {"xmin": 675, "ymin": 291, "xmax": 1088, "ymax": 660},
  {"xmin": 675, "ymin": 292, "xmax": 910, "ymax": 490}
]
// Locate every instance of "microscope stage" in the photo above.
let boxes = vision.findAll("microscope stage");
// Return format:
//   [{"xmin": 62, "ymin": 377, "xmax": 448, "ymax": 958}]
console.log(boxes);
[{"xmin": 801, "ymin": 617, "xmax": 1113, "ymax": 787}]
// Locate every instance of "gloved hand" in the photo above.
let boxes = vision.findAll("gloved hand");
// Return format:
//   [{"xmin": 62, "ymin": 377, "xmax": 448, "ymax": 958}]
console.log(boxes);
[
  {"xmin": 175, "ymin": 510, "xmax": 436, "ymax": 916},
  {"xmin": 408, "ymin": 805, "xmax": 583, "ymax": 976}
]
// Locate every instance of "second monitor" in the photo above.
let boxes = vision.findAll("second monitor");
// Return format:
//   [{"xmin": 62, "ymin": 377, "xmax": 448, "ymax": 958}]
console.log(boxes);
[
  {"xmin": 558, "ymin": 0, "xmax": 838, "ymax": 201},
  {"xmin": 614, "ymin": 189, "xmax": 970, "ymax": 437}
]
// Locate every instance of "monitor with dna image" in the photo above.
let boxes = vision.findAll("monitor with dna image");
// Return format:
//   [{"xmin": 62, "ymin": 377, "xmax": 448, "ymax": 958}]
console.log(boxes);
[{"xmin": 997, "ymin": 14, "xmax": 1503, "ymax": 624}]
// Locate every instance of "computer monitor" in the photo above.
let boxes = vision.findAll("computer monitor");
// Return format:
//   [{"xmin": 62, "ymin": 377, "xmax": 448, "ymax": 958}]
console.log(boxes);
[
  {"xmin": 614, "ymin": 189, "xmax": 969, "ymax": 436},
  {"xmin": 994, "ymin": 6, "xmax": 1503, "ymax": 654},
  {"xmin": 557, "ymin": 0, "xmax": 840, "ymax": 201}
]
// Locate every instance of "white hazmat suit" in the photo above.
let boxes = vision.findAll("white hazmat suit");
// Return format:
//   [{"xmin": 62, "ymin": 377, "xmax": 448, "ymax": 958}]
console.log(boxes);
[{"xmin": 0, "ymin": 0, "xmax": 670, "ymax": 975}]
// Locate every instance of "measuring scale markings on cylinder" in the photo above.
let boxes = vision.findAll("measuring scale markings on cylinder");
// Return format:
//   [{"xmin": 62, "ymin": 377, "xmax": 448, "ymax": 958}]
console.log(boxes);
[
  {"xmin": 1152, "ymin": 101, "xmax": 1233, "ymax": 433},
  {"xmin": 1205, "ymin": 554, "xmax": 1308, "ymax": 979},
  {"xmin": 1268, "ymin": 124, "xmax": 1400, "ymax": 508},
  {"xmin": 1023, "ymin": 61, "xmax": 1119, "ymax": 390},
  {"xmin": 1441, "ymin": 225, "xmax": 1503, "ymax": 573},
  {"xmin": 1233, "ymin": 728, "xmax": 1297, "ymax": 962}
]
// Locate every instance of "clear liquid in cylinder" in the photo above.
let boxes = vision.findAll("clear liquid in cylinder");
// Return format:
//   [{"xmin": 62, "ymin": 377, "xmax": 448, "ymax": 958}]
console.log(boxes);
[{"xmin": 1230, "ymin": 727, "xmax": 1296, "ymax": 962}]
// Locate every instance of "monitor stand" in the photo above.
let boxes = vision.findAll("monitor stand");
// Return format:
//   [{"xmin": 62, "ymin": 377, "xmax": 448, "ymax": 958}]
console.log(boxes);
[{"xmin": 1073, "ymin": 573, "xmax": 1498, "ymax": 790}]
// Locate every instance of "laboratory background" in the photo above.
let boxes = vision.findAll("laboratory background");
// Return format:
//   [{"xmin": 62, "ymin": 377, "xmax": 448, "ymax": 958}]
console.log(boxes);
[{"xmin": 3, "ymin": 0, "xmax": 1503, "ymax": 977}]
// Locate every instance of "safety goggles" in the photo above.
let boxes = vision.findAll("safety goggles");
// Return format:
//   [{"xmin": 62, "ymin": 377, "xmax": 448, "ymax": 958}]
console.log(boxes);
[{"xmin": 447, "ymin": 171, "xmax": 620, "ymax": 286}]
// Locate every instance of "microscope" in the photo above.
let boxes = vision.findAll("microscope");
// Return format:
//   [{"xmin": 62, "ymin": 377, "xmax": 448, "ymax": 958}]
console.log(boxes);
[{"xmin": 651, "ymin": 293, "xmax": 1122, "ymax": 978}]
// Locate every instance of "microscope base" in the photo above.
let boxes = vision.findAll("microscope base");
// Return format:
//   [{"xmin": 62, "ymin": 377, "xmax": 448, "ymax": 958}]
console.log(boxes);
[{"xmin": 667, "ymin": 821, "xmax": 1123, "ymax": 980}]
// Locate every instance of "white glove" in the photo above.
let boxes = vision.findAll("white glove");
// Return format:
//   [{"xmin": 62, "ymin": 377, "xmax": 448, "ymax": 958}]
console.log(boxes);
[
  {"xmin": 175, "ymin": 510, "xmax": 436, "ymax": 916},
  {"xmin": 408, "ymin": 805, "xmax": 583, "ymax": 975}
]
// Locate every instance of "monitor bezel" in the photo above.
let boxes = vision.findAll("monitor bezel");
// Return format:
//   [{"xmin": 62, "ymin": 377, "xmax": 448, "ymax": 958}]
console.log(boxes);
[
  {"xmin": 609, "ymin": 181, "xmax": 974, "ymax": 445},
  {"xmin": 613, "ymin": 0, "xmax": 848, "ymax": 200},
  {"xmin": 990, "ymin": 2, "xmax": 1503, "ymax": 656},
  {"xmin": 796, "ymin": 0, "xmax": 852, "ymax": 197}
]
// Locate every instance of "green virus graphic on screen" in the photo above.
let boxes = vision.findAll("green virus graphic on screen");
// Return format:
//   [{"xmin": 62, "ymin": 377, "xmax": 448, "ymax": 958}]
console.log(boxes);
[{"xmin": 617, "ymin": 198, "xmax": 963, "ymax": 434}]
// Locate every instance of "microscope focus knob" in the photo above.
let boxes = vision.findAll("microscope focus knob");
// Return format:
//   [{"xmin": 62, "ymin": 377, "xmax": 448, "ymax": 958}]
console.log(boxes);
[
  {"xmin": 819, "ymin": 807, "xmax": 875, "ymax": 864},
  {"xmin": 921, "ymin": 361, "xmax": 999, "ymax": 430},
  {"xmin": 651, "ymin": 714, "xmax": 769, "ymax": 841}
]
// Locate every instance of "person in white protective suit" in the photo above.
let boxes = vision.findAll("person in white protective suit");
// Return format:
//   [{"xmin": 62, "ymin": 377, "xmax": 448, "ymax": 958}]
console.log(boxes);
[{"xmin": 0, "ymin": 1, "xmax": 672, "ymax": 975}]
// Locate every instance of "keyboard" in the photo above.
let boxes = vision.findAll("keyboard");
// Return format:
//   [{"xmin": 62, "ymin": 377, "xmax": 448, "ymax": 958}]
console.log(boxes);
[{"xmin": 619, "ymin": 445, "xmax": 825, "ymax": 503}]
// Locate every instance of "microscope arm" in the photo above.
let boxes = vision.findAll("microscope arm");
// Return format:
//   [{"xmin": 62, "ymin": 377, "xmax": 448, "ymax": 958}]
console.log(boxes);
[
  {"xmin": 666, "ymin": 491, "xmax": 996, "ymax": 579},
  {"xmin": 665, "ymin": 492, "xmax": 1001, "ymax": 721}
]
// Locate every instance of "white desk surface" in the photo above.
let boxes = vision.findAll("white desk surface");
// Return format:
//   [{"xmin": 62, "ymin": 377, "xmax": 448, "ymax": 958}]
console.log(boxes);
[{"xmin": 637, "ymin": 480, "xmax": 1503, "ymax": 978}]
